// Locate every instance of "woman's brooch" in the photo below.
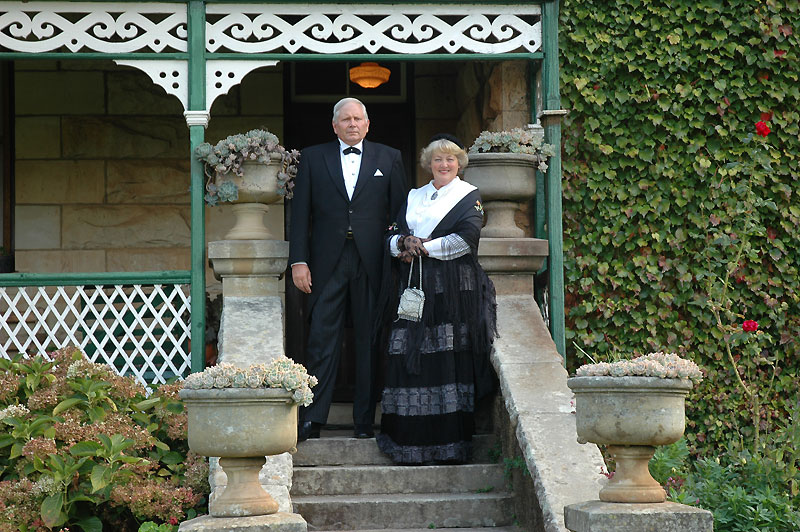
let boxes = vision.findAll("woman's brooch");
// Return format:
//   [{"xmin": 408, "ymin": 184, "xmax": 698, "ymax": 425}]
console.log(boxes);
[{"xmin": 474, "ymin": 200, "xmax": 484, "ymax": 215}]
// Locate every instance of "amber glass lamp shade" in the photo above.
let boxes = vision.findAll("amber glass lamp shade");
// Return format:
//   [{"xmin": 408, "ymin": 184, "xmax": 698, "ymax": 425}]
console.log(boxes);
[{"xmin": 349, "ymin": 62, "xmax": 391, "ymax": 89}]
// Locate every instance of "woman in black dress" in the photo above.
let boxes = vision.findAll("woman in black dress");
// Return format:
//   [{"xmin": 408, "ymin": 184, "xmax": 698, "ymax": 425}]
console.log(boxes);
[{"xmin": 376, "ymin": 134, "xmax": 497, "ymax": 464}]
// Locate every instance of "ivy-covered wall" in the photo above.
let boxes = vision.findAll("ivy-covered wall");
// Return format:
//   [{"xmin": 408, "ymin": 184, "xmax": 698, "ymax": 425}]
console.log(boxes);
[{"xmin": 560, "ymin": 0, "xmax": 799, "ymax": 452}]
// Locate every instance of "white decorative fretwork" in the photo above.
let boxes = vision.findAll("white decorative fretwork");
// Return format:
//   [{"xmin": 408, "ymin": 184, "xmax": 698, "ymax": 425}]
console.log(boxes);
[
  {"xmin": 0, "ymin": 2, "xmax": 187, "ymax": 53},
  {"xmin": 115, "ymin": 59, "xmax": 188, "ymax": 110},
  {"xmin": 0, "ymin": 283, "xmax": 191, "ymax": 388},
  {"xmin": 206, "ymin": 59, "xmax": 279, "ymax": 111},
  {"xmin": 206, "ymin": 4, "xmax": 542, "ymax": 55}
]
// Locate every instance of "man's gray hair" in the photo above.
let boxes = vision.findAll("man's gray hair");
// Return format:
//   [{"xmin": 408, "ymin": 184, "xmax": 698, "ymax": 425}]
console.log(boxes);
[{"xmin": 333, "ymin": 97, "xmax": 369, "ymax": 121}]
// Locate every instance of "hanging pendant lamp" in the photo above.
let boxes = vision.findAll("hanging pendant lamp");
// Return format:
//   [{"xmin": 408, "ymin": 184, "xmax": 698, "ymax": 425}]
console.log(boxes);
[{"xmin": 349, "ymin": 62, "xmax": 391, "ymax": 89}]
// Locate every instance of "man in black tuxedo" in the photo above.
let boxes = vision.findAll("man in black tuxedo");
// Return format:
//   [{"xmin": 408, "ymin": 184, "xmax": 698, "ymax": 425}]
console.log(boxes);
[{"xmin": 289, "ymin": 98, "xmax": 407, "ymax": 441}]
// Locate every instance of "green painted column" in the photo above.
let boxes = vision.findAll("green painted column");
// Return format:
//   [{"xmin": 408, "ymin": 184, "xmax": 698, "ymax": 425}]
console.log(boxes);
[
  {"xmin": 531, "ymin": 61, "xmax": 547, "ymax": 242},
  {"xmin": 188, "ymin": 0, "xmax": 207, "ymax": 373},
  {"xmin": 542, "ymin": 0, "xmax": 566, "ymax": 362}
]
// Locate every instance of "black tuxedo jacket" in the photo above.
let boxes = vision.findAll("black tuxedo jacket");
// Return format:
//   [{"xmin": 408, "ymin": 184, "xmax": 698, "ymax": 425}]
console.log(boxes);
[{"xmin": 289, "ymin": 139, "xmax": 407, "ymax": 310}]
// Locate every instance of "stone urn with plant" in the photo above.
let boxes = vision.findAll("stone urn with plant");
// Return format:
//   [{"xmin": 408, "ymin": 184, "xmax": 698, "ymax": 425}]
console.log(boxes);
[
  {"xmin": 567, "ymin": 351, "xmax": 704, "ymax": 503},
  {"xmin": 179, "ymin": 357, "xmax": 316, "ymax": 517},
  {"xmin": 464, "ymin": 127, "xmax": 556, "ymax": 238},
  {"xmin": 195, "ymin": 129, "xmax": 300, "ymax": 240}
]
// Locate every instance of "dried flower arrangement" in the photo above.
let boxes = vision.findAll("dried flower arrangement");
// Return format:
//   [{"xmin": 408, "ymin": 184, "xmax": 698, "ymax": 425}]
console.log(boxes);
[{"xmin": 181, "ymin": 356, "xmax": 317, "ymax": 407}]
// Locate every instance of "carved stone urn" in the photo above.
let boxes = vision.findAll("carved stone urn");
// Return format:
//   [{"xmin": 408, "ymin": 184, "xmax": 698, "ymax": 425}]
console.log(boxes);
[
  {"xmin": 566, "ymin": 376, "xmax": 693, "ymax": 503},
  {"xmin": 462, "ymin": 152, "xmax": 539, "ymax": 238},
  {"xmin": 179, "ymin": 387, "xmax": 298, "ymax": 517},
  {"xmin": 222, "ymin": 157, "xmax": 284, "ymax": 240}
]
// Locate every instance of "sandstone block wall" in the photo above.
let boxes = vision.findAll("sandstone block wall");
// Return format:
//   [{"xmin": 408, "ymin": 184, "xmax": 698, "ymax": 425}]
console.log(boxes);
[
  {"xmin": 13, "ymin": 60, "xmax": 284, "ymax": 291},
  {"xmin": 414, "ymin": 61, "xmax": 530, "ymax": 187}
]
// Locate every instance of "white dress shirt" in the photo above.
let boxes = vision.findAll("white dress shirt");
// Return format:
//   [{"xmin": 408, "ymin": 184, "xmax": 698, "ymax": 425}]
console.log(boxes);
[{"xmin": 339, "ymin": 139, "xmax": 364, "ymax": 200}]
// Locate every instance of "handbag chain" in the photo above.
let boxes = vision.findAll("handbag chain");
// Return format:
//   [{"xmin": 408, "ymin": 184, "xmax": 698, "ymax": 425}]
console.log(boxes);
[{"xmin": 407, "ymin": 255, "xmax": 422, "ymax": 290}]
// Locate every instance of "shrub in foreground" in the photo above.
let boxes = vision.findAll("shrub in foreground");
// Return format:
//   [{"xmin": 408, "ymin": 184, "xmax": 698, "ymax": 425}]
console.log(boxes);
[{"xmin": 0, "ymin": 348, "xmax": 208, "ymax": 532}]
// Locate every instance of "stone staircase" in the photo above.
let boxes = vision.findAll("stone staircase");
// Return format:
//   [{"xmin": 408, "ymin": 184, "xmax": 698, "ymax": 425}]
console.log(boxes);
[{"xmin": 291, "ymin": 406, "xmax": 519, "ymax": 531}]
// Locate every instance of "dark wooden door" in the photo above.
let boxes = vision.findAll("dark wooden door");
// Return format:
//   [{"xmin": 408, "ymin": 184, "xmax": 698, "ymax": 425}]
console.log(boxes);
[{"xmin": 283, "ymin": 62, "xmax": 414, "ymax": 402}]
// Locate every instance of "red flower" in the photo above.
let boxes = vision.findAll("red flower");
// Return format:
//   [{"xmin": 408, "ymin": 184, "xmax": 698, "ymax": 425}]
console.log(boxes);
[
  {"xmin": 169, "ymin": 517, "xmax": 179, "ymax": 526},
  {"xmin": 755, "ymin": 121, "xmax": 771, "ymax": 137},
  {"xmin": 742, "ymin": 320, "xmax": 758, "ymax": 332}
]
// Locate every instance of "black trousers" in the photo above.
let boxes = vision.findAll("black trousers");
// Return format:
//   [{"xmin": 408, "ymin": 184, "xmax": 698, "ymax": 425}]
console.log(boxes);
[{"xmin": 301, "ymin": 239, "xmax": 376, "ymax": 426}]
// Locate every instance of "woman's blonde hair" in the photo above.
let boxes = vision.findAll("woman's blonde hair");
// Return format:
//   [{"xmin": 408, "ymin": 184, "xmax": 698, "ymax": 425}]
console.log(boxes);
[{"xmin": 419, "ymin": 139, "xmax": 469, "ymax": 173}]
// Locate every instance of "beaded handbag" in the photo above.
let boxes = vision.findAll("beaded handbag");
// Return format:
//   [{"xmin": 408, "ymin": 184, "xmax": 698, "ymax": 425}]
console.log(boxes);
[{"xmin": 396, "ymin": 256, "xmax": 424, "ymax": 322}]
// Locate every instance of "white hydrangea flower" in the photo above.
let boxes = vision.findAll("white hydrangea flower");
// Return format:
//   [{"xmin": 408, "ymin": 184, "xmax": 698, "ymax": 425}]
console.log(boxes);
[
  {"xmin": 32, "ymin": 475, "xmax": 59, "ymax": 496},
  {"xmin": 0, "ymin": 403, "xmax": 30, "ymax": 421}
]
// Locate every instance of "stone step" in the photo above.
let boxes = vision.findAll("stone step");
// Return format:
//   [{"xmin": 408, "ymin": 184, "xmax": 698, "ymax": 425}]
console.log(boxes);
[
  {"xmin": 326, "ymin": 403, "xmax": 382, "ymax": 427},
  {"xmin": 313, "ymin": 529, "xmax": 520, "ymax": 531},
  {"xmin": 292, "ymin": 492, "xmax": 514, "ymax": 530},
  {"xmin": 293, "ymin": 434, "xmax": 498, "ymax": 467},
  {"xmin": 292, "ymin": 463, "xmax": 506, "ymax": 496}
]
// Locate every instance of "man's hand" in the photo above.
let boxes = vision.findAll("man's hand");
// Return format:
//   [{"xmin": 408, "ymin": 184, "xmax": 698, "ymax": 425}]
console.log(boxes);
[{"xmin": 292, "ymin": 264, "xmax": 312, "ymax": 294}]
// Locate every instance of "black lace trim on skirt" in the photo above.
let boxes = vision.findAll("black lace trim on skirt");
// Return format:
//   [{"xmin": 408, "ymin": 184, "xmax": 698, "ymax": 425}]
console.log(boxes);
[
  {"xmin": 381, "ymin": 382, "xmax": 475, "ymax": 416},
  {"xmin": 376, "ymin": 433, "xmax": 471, "ymax": 465},
  {"xmin": 388, "ymin": 322, "xmax": 471, "ymax": 355}
]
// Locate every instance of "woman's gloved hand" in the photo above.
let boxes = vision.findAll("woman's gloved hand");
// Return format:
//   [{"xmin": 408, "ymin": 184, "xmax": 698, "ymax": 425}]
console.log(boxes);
[{"xmin": 401, "ymin": 235, "xmax": 429, "ymax": 257}]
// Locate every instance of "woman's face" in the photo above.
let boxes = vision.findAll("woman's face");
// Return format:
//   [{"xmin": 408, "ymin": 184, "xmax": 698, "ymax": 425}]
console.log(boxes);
[{"xmin": 430, "ymin": 150, "xmax": 459, "ymax": 184}]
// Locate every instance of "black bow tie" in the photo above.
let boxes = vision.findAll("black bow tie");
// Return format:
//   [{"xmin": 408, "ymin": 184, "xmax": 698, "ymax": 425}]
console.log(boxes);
[{"xmin": 343, "ymin": 146, "xmax": 361, "ymax": 155}]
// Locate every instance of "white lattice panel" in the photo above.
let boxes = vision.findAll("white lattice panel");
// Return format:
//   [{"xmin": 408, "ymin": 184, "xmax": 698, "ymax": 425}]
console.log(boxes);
[
  {"xmin": 0, "ymin": 283, "xmax": 191, "ymax": 387},
  {"xmin": 206, "ymin": 4, "xmax": 542, "ymax": 55},
  {"xmin": 0, "ymin": 2, "xmax": 187, "ymax": 53}
]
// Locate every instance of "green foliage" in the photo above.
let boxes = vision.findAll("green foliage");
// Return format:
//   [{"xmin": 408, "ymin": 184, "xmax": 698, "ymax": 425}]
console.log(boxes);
[
  {"xmin": 675, "ymin": 446, "xmax": 800, "ymax": 532},
  {"xmin": 560, "ymin": 0, "xmax": 800, "ymax": 456},
  {"xmin": 649, "ymin": 438, "xmax": 690, "ymax": 487},
  {"xmin": 502, "ymin": 455, "xmax": 529, "ymax": 483},
  {"xmin": 138, "ymin": 521, "xmax": 178, "ymax": 532},
  {"xmin": 0, "ymin": 349, "xmax": 208, "ymax": 532}
]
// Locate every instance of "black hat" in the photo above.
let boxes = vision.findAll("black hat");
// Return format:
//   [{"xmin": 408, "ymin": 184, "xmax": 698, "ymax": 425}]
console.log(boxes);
[{"xmin": 428, "ymin": 133, "xmax": 465, "ymax": 150}]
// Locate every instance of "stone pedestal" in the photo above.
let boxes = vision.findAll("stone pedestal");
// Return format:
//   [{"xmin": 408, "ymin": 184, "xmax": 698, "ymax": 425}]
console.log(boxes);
[
  {"xmin": 564, "ymin": 501, "xmax": 713, "ymax": 532},
  {"xmin": 206, "ymin": 239, "xmax": 298, "ymax": 518},
  {"xmin": 208, "ymin": 239, "xmax": 288, "ymax": 366},
  {"xmin": 179, "ymin": 513, "xmax": 307, "ymax": 532},
  {"xmin": 477, "ymin": 237, "xmax": 548, "ymax": 275}
]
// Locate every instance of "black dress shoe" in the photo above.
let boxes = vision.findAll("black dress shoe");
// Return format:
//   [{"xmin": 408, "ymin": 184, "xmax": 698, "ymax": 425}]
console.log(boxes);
[
  {"xmin": 298, "ymin": 421, "xmax": 322, "ymax": 442},
  {"xmin": 354, "ymin": 424, "xmax": 374, "ymax": 439}
]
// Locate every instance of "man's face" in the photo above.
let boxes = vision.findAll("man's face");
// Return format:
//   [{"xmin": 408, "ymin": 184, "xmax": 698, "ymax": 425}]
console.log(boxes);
[{"xmin": 332, "ymin": 102, "xmax": 370, "ymax": 146}]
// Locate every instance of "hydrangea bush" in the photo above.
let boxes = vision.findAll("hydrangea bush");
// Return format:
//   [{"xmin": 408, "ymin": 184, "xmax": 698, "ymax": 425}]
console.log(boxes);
[
  {"xmin": 0, "ymin": 348, "xmax": 208, "ymax": 532},
  {"xmin": 575, "ymin": 351, "xmax": 704, "ymax": 383},
  {"xmin": 194, "ymin": 128, "xmax": 301, "ymax": 206},
  {"xmin": 182, "ymin": 357, "xmax": 317, "ymax": 407}
]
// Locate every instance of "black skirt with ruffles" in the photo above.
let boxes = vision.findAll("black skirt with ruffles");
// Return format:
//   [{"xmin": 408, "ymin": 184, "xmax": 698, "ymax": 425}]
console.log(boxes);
[{"xmin": 376, "ymin": 253, "xmax": 496, "ymax": 464}]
